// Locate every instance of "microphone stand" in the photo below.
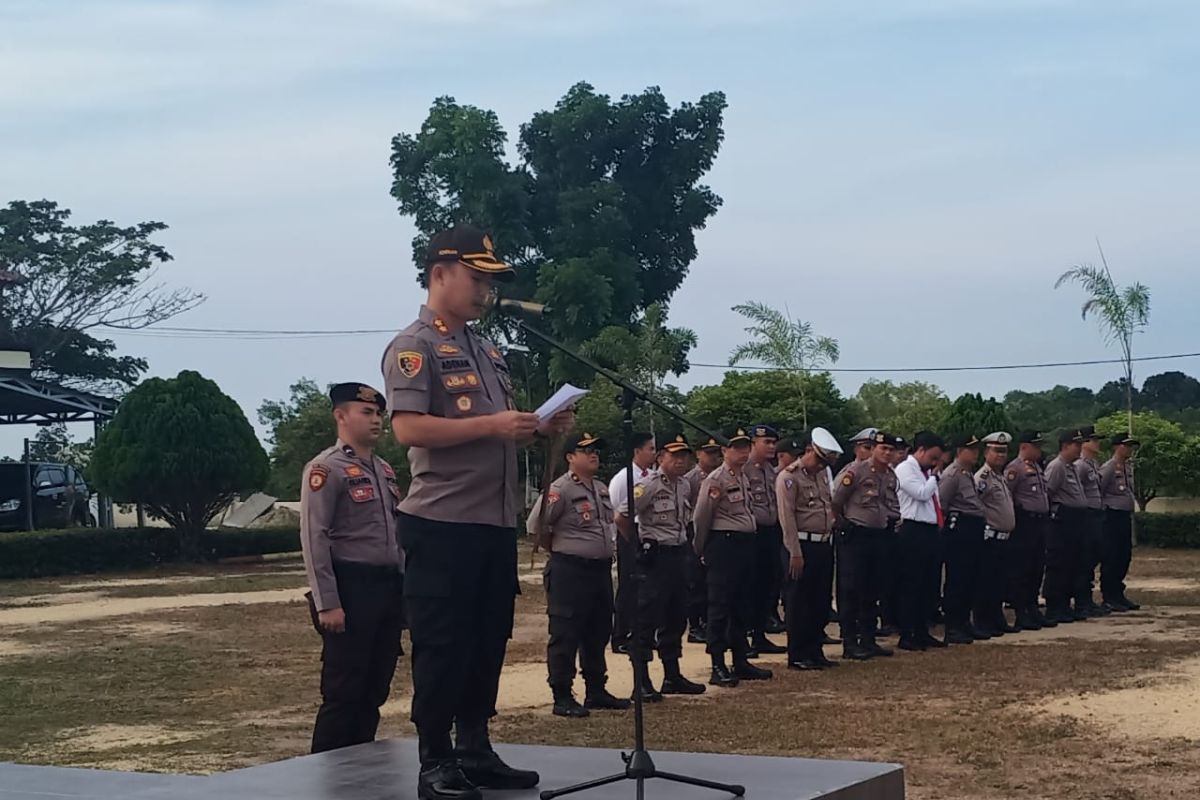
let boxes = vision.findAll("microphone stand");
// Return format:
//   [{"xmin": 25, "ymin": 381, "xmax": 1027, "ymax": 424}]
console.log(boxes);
[{"xmin": 516, "ymin": 320, "xmax": 745, "ymax": 800}]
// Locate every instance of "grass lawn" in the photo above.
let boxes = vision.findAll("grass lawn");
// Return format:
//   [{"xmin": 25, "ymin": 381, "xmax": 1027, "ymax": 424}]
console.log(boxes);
[{"xmin": 2, "ymin": 548, "xmax": 1200, "ymax": 799}]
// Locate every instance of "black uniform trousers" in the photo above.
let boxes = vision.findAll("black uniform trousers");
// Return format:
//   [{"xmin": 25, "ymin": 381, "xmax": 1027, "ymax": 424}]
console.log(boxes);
[
  {"xmin": 399, "ymin": 513, "xmax": 517, "ymax": 760},
  {"xmin": 943, "ymin": 513, "xmax": 984, "ymax": 631},
  {"xmin": 1009, "ymin": 509, "xmax": 1047, "ymax": 611},
  {"xmin": 878, "ymin": 531, "xmax": 902, "ymax": 629},
  {"xmin": 612, "ymin": 533, "xmax": 638, "ymax": 648},
  {"xmin": 1045, "ymin": 507, "xmax": 1085, "ymax": 613},
  {"xmin": 1100, "ymin": 509, "xmax": 1134, "ymax": 603},
  {"xmin": 545, "ymin": 552, "xmax": 613, "ymax": 692},
  {"xmin": 703, "ymin": 531, "xmax": 756, "ymax": 659},
  {"xmin": 837, "ymin": 525, "xmax": 887, "ymax": 646},
  {"xmin": 685, "ymin": 525, "xmax": 708, "ymax": 630},
  {"xmin": 752, "ymin": 523, "xmax": 784, "ymax": 636},
  {"xmin": 784, "ymin": 538, "xmax": 834, "ymax": 662},
  {"xmin": 1078, "ymin": 508, "xmax": 1105, "ymax": 606},
  {"xmin": 897, "ymin": 520, "xmax": 941, "ymax": 637},
  {"xmin": 635, "ymin": 543, "xmax": 689, "ymax": 661},
  {"xmin": 974, "ymin": 531, "xmax": 1010, "ymax": 630},
  {"xmin": 309, "ymin": 560, "xmax": 405, "ymax": 754}
]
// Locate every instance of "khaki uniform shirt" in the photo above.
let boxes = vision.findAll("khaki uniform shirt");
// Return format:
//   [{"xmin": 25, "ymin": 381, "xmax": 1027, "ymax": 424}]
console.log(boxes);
[
  {"xmin": 631, "ymin": 472, "xmax": 690, "ymax": 546},
  {"xmin": 744, "ymin": 457, "xmax": 778, "ymax": 528},
  {"xmin": 684, "ymin": 465, "xmax": 708, "ymax": 508},
  {"xmin": 939, "ymin": 460, "xmax": 985, "ymax": 516},
  {"xmin": 1045, "ymin": 455, "xmax": 1088, "ymax": 512},
  {"xmin": 301, "ymin": 441, "xmax": 402, "ymax": 612},
  {"xmin": 833, "ymin": 460, "xmax": 897, "ymax": 529},
  {"xmin": 693, "ymin": 463, "xmax": 756, "ymax": 553},
  {"xmin": 381, "ymin": 305, "xmax": 519, "ymax": 528},
  {"xmin": 1076, "ymin": 455, "xmax": 1104, "ymax": 510},
  {"xmin": 1005, "ymin": 457, "xmax": 1050, "ymax": 514},
  {"xmin": 775, "ymin": 462, "xmax": 834, "ymax": 557},
  {"xmin": 975, "ymin": 463, "xmax": 1016, "ymax": 533},
  {"xmin": 1100, "ymin": 458, "xmax": 1136, "ymax": 511},
  {"xmin": 526, "ymin": 471, "xmax": 614, "ymax": 560}
]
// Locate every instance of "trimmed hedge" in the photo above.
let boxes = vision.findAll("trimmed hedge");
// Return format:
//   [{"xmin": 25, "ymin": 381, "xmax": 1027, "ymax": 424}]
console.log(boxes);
[
  {"xmin": 1136, "ymin": 512, "xmax": 1200, "ymax": 548},
  {"xmin": 0, "ymin": 526, "xmax": 300, "ymax": 579}
]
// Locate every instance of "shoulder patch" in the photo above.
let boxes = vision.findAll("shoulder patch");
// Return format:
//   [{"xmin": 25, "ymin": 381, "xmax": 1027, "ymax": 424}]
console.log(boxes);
[
  {"xmin": 547, "ymin": 491, "xmax": 560, "ymax": 505},
  {"xmin": 708, "ymin": 486, "xmax": 722, "ymax": 499},
  {"xmin": 784, "ymin": 478, "xmax": 794, "ymax": 489},
  {"xmin": 1006, "ymin": 470, "xmax": 1017, "ymax": 480},
  {"xmin": 842, "ymin": 474, "xmax": 853, "ymax": 486},
  {"xmin": 308, "ymin": 464, "xmax": 329, "ymax": 492},
  {"xmin": 396, "ymin": 350, "xmax": 424, "ymax": 378},
  {"xmin": 633, "ymin": 484, "xmax": 646, "ymax": 498}
]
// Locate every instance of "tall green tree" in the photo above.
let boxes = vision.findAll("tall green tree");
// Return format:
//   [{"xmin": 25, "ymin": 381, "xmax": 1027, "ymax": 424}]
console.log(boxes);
[
  {"xmin": 258, "ymin": 379, "xmax": 411, "ymax": 501},
  {"xmin": 728, "ymin": 302, "xmax": 840, "ymax": 431},
  {"xmin": 390, "ymin": 83, "xmax": 726, "ymax": 387},
  {"xmin": 1004, "ymin": 385, "xmax": 1103, "ymax": 434},
  {"xmin": 1056, "ymin": 243, "xmax": 1150, "ymax": 434},
  {"xmin": 26, "ymin": 424, "xmax": 92, "ymax": 469},
  {"xmin": 91, "ymin": 371, "xmax": 268, "ymax": 559},
  {"xmin": 939, "ymin": 393, "xmax": 1013, "ymax": 441},
  {"xmin": 1140, "ymin": 371, "xmax": 1200, "ymax": 413},
  {"xmin": 1095, "ymin": 411, "xmax": 1200, "ymax": 510},
  {"xmin": 854, "ymin": 379, "xmax": 950, "ymax": 439},
  {"xmin": 686, "ymin": 370, "xmax": 864, "ymax": 442},
  {"xmin": 0, "ymin": 200, "xmax": 203, "ymax": 392}
]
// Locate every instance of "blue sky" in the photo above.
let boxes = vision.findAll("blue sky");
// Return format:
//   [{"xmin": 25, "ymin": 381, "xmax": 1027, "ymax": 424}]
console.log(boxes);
[{"xmin": 2, "ymin": 0, "xmax": 1198, "ymax": 446}]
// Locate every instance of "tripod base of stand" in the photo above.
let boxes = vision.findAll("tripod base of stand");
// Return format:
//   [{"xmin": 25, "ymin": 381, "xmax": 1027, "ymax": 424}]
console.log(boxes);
[{"xmin": 540, "ymin": 749, "xmax": 745, "ymax": 800}]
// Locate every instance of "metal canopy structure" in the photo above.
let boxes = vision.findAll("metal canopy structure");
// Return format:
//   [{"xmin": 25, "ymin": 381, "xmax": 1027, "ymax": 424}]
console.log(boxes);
[
  {"xmin": 0, "ymin": 372, "xmax": 117, "ymax": 425},
  {"xmin": 0, "ymin": 365, "xmax": 118, "ymax": 528}
]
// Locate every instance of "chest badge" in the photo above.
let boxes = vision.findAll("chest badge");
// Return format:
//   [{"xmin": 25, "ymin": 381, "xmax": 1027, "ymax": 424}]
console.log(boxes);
[
  {"xmin": 457, "ymin": 395, "xmax": 473, "ymax": 412},
  {"xmin": 344, "ymin": 465, "xmax": 364, "ymax": 478},
  {"xmin": 436, "ymin": 343, "xmax": 461, "ymax": 355}
]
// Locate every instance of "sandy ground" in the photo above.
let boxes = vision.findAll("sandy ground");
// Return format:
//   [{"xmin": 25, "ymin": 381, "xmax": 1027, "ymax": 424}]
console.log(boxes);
[{"xmin": 0, "ymin": 588, "xmax": 304, "ymax": 627}]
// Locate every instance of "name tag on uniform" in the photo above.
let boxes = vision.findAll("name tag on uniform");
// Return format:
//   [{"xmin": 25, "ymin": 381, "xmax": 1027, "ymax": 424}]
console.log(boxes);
[
  {"xmin": 652, "ymin": 499, "xmax": 673, "ymax": 513},
  {"xmin": 350, "ymin": 486, "xmax": 375, "ymax": 503}
]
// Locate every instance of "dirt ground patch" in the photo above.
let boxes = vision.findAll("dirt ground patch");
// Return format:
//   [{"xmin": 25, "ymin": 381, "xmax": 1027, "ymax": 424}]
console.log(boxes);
[{"xmin": 1, "ymin": 547, "xmax": 1200, "ymax": 798}]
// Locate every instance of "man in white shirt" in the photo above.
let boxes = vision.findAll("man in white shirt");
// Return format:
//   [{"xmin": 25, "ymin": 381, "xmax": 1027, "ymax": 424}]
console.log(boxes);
[
  {"xmin": 608, "ymin": 432, "xmax": 658, "ymax": 654},
  {"xmin": 894, "ymin": 431, "xmax": 947, "ymax": 652}
]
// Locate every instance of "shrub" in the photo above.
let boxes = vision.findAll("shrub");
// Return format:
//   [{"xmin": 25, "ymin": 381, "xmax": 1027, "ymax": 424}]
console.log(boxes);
[
  {"xmin": 0, "ymin": 527, "xmax": 299, "ymax": 579},
  {"xmin": 1135, "ymin": 512, "xmax": 1200, "ymax": 548}
]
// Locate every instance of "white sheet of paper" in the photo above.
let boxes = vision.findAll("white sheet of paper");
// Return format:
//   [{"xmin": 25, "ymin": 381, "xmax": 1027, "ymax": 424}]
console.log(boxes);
[{"xmin": 534, "ymin": 383, "xmax": 588, "ymax": 428}]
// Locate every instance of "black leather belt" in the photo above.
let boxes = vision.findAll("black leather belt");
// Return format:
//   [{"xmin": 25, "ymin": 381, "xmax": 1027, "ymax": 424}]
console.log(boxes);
[{"xmin": 550, "ymin": 552, "xmax": 613, "ymax": 568}]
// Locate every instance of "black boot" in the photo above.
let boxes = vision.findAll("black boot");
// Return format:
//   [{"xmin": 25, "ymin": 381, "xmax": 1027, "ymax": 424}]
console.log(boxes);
[
  {"xmin": 710, "ymin": 658, "xmax": 740, "ymax": 687},
  {"xmin": 944, "ymin": 628, "xmax": 975, "ymax": 645},
  {"xmin": 552, "ymin": 687, "xmax": 590, "ymax": 718},
  {"xmin": 454, "ymin": 721, "xmax": 539, "ymax": 790},
  {"xmin": 632, "ymin": 666, "xmax": 663, "ymax": 703},
  {"xmin": 584, "ymin": 683, "xmax": 631, "ymax": 711},
  {"xmin": 765, "ymin": 611, "xmax": 786, "ymax": 634},
  {"xmin": 862, "ymin": 639, "xmax": 894, "ymax": 657},
  {"xmin": 750, "ymin": 634, "xmax": 787, "ymax": 655},
  {"xmin": 687, "ymin": 622, "xmax": 707, "ymax": 644},
  {"xmin": 419, "ymin": 734, "xmax": 480, "ymax": 800},
  {"xmin": 733, "ymin": 659, "xmax": 773, "ymax": 680},
  {"xmin": 842, "ymin": 644, "xmax": 872, "ymax": 660},
  {"xmin": 660, "ymin": 659, "xmax": 706, "ymax": 695},
  {"xmin": 898, "ymin": 634, "xmax": 925, "ymax": 652}
]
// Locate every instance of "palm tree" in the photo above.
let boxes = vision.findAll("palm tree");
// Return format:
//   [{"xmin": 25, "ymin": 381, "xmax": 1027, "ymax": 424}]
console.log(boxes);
[
  {"xmin": 728, "ymin": 301, "xmax": 840, "ymax": 430},
  {"xmin": 1055, "ymin": 241, "xmax": 1150, "ymax": 434}
]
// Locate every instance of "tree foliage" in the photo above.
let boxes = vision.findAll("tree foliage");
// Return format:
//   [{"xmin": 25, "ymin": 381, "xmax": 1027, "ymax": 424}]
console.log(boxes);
[
  {"xmin": 939, "ymin": 393, "xmax": 1013, "ymax": 441},
  {"xmin": 1140, "ymin": 371, "xmax": 1200, "ymax": 413},
  {"xmin": 1004, "ymin": 385, "xmax": 1105, "ymax": 435},
  {"xmin": 91, "ymin": 371, "xmax": 268, "ymax": 558},
  {"xmin": 257, "ymin": 378, "xmax": 411, "ymax": 501},
  {"xmin": 687, "ymin": 370, "xmax": 864, "ymax": 443},
  {"xmin": 853, "ymin": 379, "xmax": 950, "ymax": 439},
  {"xmin": 389, "ymin": 84, "xmax": 725, "ymax": 386},
  {"xmin": 728, "ymin": 302, "xmax": 840, "ymax": 430},
  {"xmin": 0, "ymin": 200, "xmax": 203, "ymax": 392},
  {"xmin": 1095, "ymin": 411, "xmax": 1200, "ymax": 510},
  {"xmin": 26, "ymin": 424, "xmax": 92, "ymax": 470},
  {"xmin": 1055, "ymin": 244, "xmax": 1150, "ymax": 432}
]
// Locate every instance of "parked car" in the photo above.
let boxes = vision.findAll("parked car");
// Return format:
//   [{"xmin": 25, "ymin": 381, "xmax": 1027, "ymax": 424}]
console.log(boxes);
[{"xmin": 0, "ymin": 462, "xmax": 93, "ymax": 531}]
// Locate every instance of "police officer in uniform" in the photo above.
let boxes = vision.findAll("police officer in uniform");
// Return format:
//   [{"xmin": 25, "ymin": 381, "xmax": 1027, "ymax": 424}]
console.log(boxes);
[
  {"xmin": 301, "ymin": 383, "xmax": 404, "ymax": 754},
  {"xmin": 1100, "ymin": 433, "xmax": 1140, "ymax": 611},
  {"xmin": 832, "ymin": 431, "xmax": 899, "ymax": 660},
  {"xmin": 776, "ymin": 429, "xmax": 843, "ymax": 670},
  {"xmin": 939, "ymin": 435, "xmax": 986, "ymax": 644},
  {"xmin": 383, "ymin": 224, "xmax": 574, "ymax": 800},
  {"xmin": 1075, "ymin": 426, "xmax": 1110, "ymax": 617},
  {"xmin": 973, "ymin": 432, "xmax": 1017, "ymax": 636},
  {"xmin": 683, "ymin": 438, "xmax": 722, "ymax": 643},
  {"xmin": 527, "ymin": 433, "xmax": 630, "ymax": 718},
  {"xmin": 1005, "ymin": 432, "xmax": 1055, "ymax": 631},
  {"xmin": 1044, "ymin": 429, "xmax": 1089, "ymax": 624},
  {"xmin": 833, "ymin": 428, "xmax": 877, "ymax": 484},
  {"xmin": 694, "ymin": 428, "xmax": 773, "ymax": 686},
  {"xmin": 609, "ymin": 433, "xmax": 659, "ymax": 654},
  {"xmin": 745, "ymin": 424, "xmax": 787, "ymax": 653},
  {"xmin": 623, "ymin": 434, "xmax": 707, "ymax": 698}
]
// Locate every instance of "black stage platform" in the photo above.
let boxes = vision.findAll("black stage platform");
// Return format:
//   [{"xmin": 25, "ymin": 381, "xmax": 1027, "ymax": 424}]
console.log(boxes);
[{"xmin": 1, "ymin": 740, "xmax": 904, "ymax": 800}]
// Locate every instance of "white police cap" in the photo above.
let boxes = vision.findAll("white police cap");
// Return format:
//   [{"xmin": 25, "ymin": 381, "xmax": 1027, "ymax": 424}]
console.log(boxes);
[
  {"xmin": 981, "ymin": 431, "xmax": 1013, "ymax": 446},
  {"xmin": 812, "ymin": 427, "xmax": 843, "ymax": 457},
  {"xmin": 848, "ymin": 427, "xmax": 878, "ymax": 444}
]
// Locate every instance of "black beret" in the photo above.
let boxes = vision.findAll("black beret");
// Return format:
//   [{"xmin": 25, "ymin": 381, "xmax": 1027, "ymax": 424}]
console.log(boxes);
[{"xmin": 329, "ymin": 383, "xmax": 386, "ymax": 411}]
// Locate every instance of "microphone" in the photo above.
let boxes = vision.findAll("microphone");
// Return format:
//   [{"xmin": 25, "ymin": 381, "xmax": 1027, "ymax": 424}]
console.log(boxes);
[{"xmin": 488, "ymin": 297, "xmax": 551, "ymax": 317}]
